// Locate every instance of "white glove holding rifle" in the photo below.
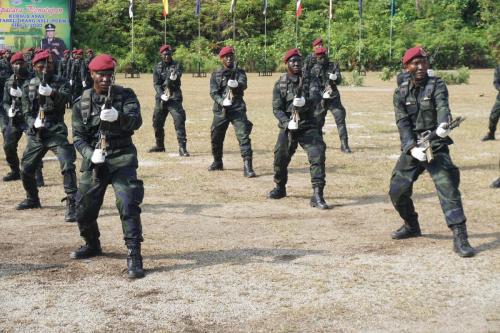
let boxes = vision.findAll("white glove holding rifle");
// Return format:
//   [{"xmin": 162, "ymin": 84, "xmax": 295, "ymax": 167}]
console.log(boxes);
[{"xmin": 410, "ymin": 147, "xmax": 427, "ymax": 162}]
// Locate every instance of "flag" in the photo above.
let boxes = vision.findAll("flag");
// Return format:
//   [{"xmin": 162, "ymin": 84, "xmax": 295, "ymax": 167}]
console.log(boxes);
[
  {"xmin": 162, "ymin": 0, "xmax": 169, "ymax": 16},
  {"xmin": 390, "ymin": 0, "xmax": 396, "ymax": 16},
  {"xmin": 262, "ymin": 0, "xmax": 268, "ymax": 16},
  {"xmin": 329, "ymin": 0, "xmax": 332, "ymax": 19},
  {"xmin": 358, "ymin": 0, "xmax": 362, "ymax": 18},
  {"xmin": 128, "ymin": 0, "xmax": 133, "ymax": 18},
  {"xmin": 230, "ymin": 0, "xmax": 236, "ymax": 14},
  {"xmin": 195, "ymin": 0, "xmax": 201, "ymax": 16},
  {"xmin": 296, "ymin": 0, "xmax": 302, "ymax": 17}
]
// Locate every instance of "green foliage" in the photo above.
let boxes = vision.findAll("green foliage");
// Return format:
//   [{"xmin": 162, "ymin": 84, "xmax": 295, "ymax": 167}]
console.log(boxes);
[
  {"xmin": 74, "ymin": 0, "xmax": 498, "ymax": 73},
  {"xmin": 380, "ymin": 67, "xmax": 396, "ymax": 81},
  {"xmin": 435, "ymin": 67, "xmax": 470, "ymax": 85}
]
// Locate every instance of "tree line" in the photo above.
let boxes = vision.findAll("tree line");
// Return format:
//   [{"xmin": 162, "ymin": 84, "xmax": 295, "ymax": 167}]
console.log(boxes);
[{"xmin": 73, "ymin": 0, "xmax": 499, "ymax": 72}]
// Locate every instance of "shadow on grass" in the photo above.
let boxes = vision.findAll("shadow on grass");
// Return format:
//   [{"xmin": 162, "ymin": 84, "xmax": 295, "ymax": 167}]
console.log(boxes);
[
  {"xmin": 0, "ymin": 263, "xmax": 66, "ymax": 278},
  {"xmin": 292, "ymin": 192, "xmax": 435, "ymax": 207},
  {"xmin": 142, "ymin": 203, "xmax": 222, "ymax": 215},
  {"xmin": 140, "ymin": 248, "xmax": 327, "ymax": 274},
  {"xmin": 424, "ymin": 232, "xmax": 500, "ymax": 253}
]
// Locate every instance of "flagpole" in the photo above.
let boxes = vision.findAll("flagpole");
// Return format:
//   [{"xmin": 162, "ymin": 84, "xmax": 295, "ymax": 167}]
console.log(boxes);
[
  {"xmin": 198, "ymin": 14, "xmax": 201, "ymax": 74},
  {"xmin": 164, "ymin": 15, "xmax": 166, "ymax": 44},
  {"xmin": 327, "ymin": 16, "xmax": 331, "ymax": 54},
  {"xmin": 295, "ymin": 13, "xmax": 298, "ymax": 48},
  {"xmin": 389, "ymin": 0, "xmax": 394, "ymax": 61},
  {"xmin": 131, "ymin": 9, "xmax": 134, "ymax": 62},
  {"xmin": 358, "ymin": 13, "xmax": 362, "ymax": 68}
]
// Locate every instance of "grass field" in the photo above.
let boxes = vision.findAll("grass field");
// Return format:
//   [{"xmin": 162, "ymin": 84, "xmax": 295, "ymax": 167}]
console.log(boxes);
[{"xmin": 0, "ymin": 69, "xmax": 499, "ymax": 332}]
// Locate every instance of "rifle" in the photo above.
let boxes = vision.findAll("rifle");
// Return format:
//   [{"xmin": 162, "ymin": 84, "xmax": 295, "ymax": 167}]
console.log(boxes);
[
  {"xmin": 322, "ymin": 62, "xmax": 337, "ymax": 99},
  {"xmin": 162, "ymin": 62, "xmax": 180, "ymax": 104},
  {"xmin": 9, "ymin": 66, "xmax": 19, "ymax": 127},
  {"xmin": 223, "ymin": 59, "xmax": 237, "ymax": 109},
  {"xmin": 93, "ymin": 74, "xmax": 114, "ymax": 182},
  {"xmin": 36, "ymin": 58, "xmax": 48, "ymax": 139},
  {"xmin": 288, "ymin": 75, "xmax": 303, "ymax": 130},
  {"xmin": 417, "ymin": 116, "xmax": 465, "ymax": 162}
]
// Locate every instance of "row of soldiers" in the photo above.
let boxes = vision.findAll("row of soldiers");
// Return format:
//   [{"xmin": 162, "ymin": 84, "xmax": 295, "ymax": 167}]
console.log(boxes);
[{"xmin": 0, "ymin": 41, "xmax": 497, "ymax": 278}]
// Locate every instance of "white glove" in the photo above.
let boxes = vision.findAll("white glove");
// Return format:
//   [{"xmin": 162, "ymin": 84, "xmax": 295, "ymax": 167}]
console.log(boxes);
[
  {"xmin": 293, "ymin": 97, "xmax": 306, "ymax": 107},
  {"xmin": 100, "ymin": 106, "xmax": 119, "ymax": 122},
  {"xmin": 82, "ymin": 81, "xmax": 87, "ymax": 88},
  {"xmin": 69, "ymin": 80, "xmax": 73, "ymax": 86},
  {"xmin": 10, "ymin": 87, "xmax": 23, "ymax": 97},
  {"xmin": 410, "ymin": 147, "xmax": 427, "ymax": 162},
  {"xmin": 227, "ymin": 79, "xmax": 238, "ymax": 88},
  {"xmin": 329, "ymin": 73, "xmax": 337, "ymax": 81},
  {"xmin": 91, "ymin": 148, "xmax": 106, "ymax": 164},
  {"xmin": 223, "ymin": 96, "xmax": 232, "ymax": 107},
  {"xmin": 38, "ymin": 84, "xmax": 53, "ymax": 97},
  {"xmin": 7, "ymin": 107, "xmax": 15, "ymax": 118},
  {"xmin": 169, "ymin": 73, "xmax": 178, "ymax": 80},
  {"xmin": 427, "ymin": 69, "xmax": 435, "ymax": 77},
  {"xmin": 436, "ymin": 122, "xmax": 451, "ymax": 138},
  {"xmin": 160, "ymin": 94, "xmax": 169, "ymax": 102},
  {"xmin": 34, "ymin": 116, "xmax": 44, "ymax": 129},
  {"xmin": 288, "ymin": 119, "xmax": 299, "ymax": 130}
]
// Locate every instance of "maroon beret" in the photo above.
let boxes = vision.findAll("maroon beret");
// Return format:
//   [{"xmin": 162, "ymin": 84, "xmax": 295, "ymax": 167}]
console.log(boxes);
[
  {"xmin": 73, "ymin": 49, "xmax": 83, "ymax": 55},
  {"xmin": 314, "ymin": 47, "xmax": 327, "ymax": 56},
  {"xmin": 10, "ymin": 52, "xmax": 25, "ymax": 64},
  {"xmin": 88, "ymin": 54, "xmax": 116, "ymax": 71},
  {"xmin": 63, "ymin": 50, "xmax": 70, "ymax": 55},
  {"xmin": 219, "ymin": 46, "xmax": 234, "ymax": 58},
  {"xmin": 34, "ymin": 48, "xmax": 42, "ymax": 54},
  {"xmin": 0, "ymin": 49, "xmax": 5, "ymax": 56},
  {"xmin": 402, "ymin": 47, "xmax": 428, "ymax": 65},
  {"xmin": 159, "ymin": 44, "xmax": 172, "ymax": 54},
  {"xmin": 32, "ymin": 50, "xmax": 51, "ymax": 64},
  {"xmin": 312, "ymin": 38, "xmax": 323, "ymax": 47},
  {"xmin": 283, "ymin": 48, "xmax": 301, "ymax": 63},
  {"xmin": 27, "ymin": 47, "xmax": 35, "ymax": 52}
]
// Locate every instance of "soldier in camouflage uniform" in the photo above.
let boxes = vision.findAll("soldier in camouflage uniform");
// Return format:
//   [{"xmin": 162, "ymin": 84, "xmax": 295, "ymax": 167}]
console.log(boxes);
[
  {"xmin": 2, "ymin": 52, "xmax": 45, "ymax": 184},
  {"xmin": 268, "ymin": 48, "xmax": 329, "ymax": 209},
  {"xmin": 16, "ymin": 50, "xmax": 77, "ymax": 223},
  {"xmin": 481, "ymin": 65, "xmax": 499, "ymax": 141},
  {"xmin": 310, "ymin": 47, "xmax": 352, "ymax": 153},
  {"xmin": 57, "ymin": 50, "xmax": 70, "ymax": 79},
  {"xmin": 149, "ymin": 44, "xmax": 189, "ymax": 156},
  {"xmin": 389, "ymin": 47, "xmax": 475, "ymax": 257},
  {"xmin": 0, "ymin": 49, "xmax": 13, "ymax": 116},
  {"xmin": 80, "ymin": 48, "xmax": 94, "ymax": 91},
  {"xmin": 303, "ymin": 38, "xmax": 323, "ymax": 78},
  {"xmin": 71, "ymin": 54, "xmax": 145, "ymax": 279},
  {"xmin": 69, "ymin": 49, "xmax": 84, "ymax": 103},
  {"xmin": 208, "ymin": 46, "xmax": 255, "ymax": 177}
]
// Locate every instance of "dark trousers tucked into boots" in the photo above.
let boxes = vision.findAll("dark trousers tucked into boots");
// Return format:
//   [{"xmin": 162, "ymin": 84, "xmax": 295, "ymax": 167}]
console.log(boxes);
[
  {"xmin": 318, "ymin": 97, "xmax": 351, "ymax": 152},
  {"xmin": 152, "ymin": 99, "xmax": 187, "ymax": 151}
]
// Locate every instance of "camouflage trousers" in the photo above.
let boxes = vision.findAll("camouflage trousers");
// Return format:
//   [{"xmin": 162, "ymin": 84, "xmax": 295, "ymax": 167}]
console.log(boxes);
[
  {"xmin": 273, "ymin": 127, "xmax": 326, "ymax": 187},
  {"xmin": 210, "ymin": 107, "xmax": 253, "ymax": 160},
  {"xmin": 316, "ymin": 96, "xmax": 349, "ymax": 141},
  {"xmin": 389, "ymin": 147, "xmax": 466, "ymax": 226},
  {"xmin": 20, "ymin": 133, "xmax": 76, "ymax": 199},
  {"xmin": 153, "ymin": 99, "xmax": 187, "ymax": 144},
  {"xmin": 75, "ymin": 165, "xmax": 144, "ymax": 245},
  {"xmin": 488, "ymin": 93, "xmax": 500, "ymax": 133}
]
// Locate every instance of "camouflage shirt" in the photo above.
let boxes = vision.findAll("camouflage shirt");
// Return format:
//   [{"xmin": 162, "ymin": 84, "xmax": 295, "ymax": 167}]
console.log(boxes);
[
  {"xmin": 394, "ymin": 76, "xmax": 453, "ymax": 153},
  {"xmin": 153, "ymin": 60, "xmax": 183, "ymax": 101},
  {"xmin": 272, "ymin": 72, "xmax": 321, "ymax": 130},
  {"xmin": 209, "ymin": 66, "xmax": 247, "ymax": 112}
]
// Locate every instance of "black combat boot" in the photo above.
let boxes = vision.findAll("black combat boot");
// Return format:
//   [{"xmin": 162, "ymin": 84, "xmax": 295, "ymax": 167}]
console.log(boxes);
[
  {"xmin": 178, "ymin": 143, "xmax": 190, "ymax": 157},
  {"xmin": 62, "ymin": 194, "xmax": 77, "ymax": 222},
  {"xmin": 268, "ymin": 186, "xmax": 286, "ymax": 199},
  {"xmin": 451, "ymin": 223, "xmax": 476, "ymax": 257},
  {"xmin": 310, "ymin": 186, "xmax": 329, "ymax": 209},
  {"xmin": 208, "ymin": 159, "xmax": 223, "ymax": 171},
  {"xmin": 3, "ymin": 170, "xmax": 20, "ymax": 182},
  {"xmin": 127, "ymin": 245, "xmax": 145, "ymax": 279},
  {"xmin": 391, "ymin": 221, "xmax": 422, "ymax": 239},
  {"xmin": 70, "ymin": 239, "xmax": 103, "ymax": 259},
  {"xmin": 243, "ymin": 158, "xmax": 256, "ymax": 178},
  {"xmin": 16, "ymin": 197, "xmax": 41, "ymax": 210},
  {"xmin": 35, "ymin": 168, "xmax": 44, "ymax": 187},
  {"xmin": 481, "ymin": 131, "xmax": 495, "ymax": 141},
  {"xmin": 149, "ymin": 138, "xmax": 166, "ymax": 152},
  {"xmin": 491, "ymin": 177, "xmax": 500, "ymax": 188},
  {"xmin": 340, "ymin": 139, "xmax": 352, "ymax": 153}
]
